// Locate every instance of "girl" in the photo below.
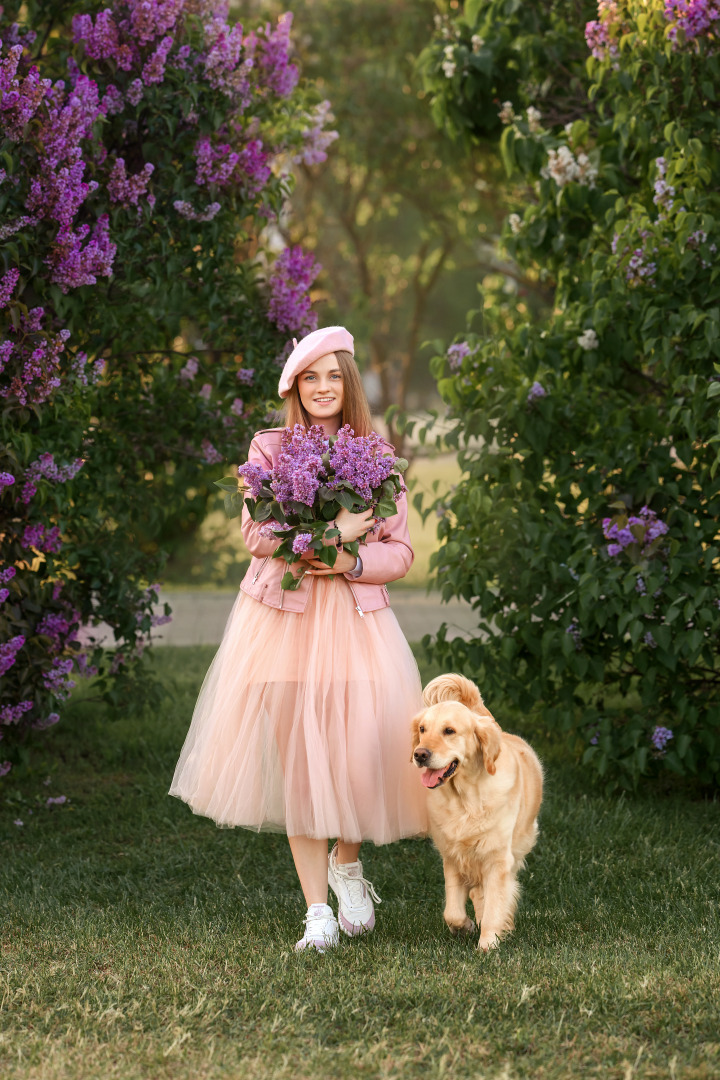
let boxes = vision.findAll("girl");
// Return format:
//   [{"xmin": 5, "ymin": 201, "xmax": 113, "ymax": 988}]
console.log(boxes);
[{"xmin": 169, "ymin": 325, "xmax": 428, "ymax": 952}]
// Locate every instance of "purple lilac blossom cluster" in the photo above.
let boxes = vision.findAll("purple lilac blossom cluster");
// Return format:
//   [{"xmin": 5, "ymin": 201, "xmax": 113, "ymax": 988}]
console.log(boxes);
[
  {"xmin": 238, "ymin": 460, "xmax": 271, "ymax": 498},
  {"xmin": 292, "ymin": 532, "xmax": 313, "ymax": 554},
  {"xmin": 602, "ymin": 506, "xmax": 669, "ymax": 558},
  {"xmin": 651, "ymin": 725, "xmax": 673, "ymax": 751},
  {"xmin": 527, "ymin": 381, "xmax": 547, "ymax": 403},
  {"xmin": 21, "ymin": 523, "xmax": 62, "ymax": 554},
  {"xmin": 327, "ymin": 425, "xmax": 397, "ymax": 503},
  {"xmin": 0, "ymin": 635, "xmax": 25, "ymax": 676},
  {"xmin": 0, "ymin": 700, "xmax": 33, "ymax": 725},
  {"xmin": 584, "ymin": 0, "xmax": 622, "ymax": 62},
  {"xmin": 271, "ymin": 424, "xmax": 329, "ymax": 507},
  {"xmin": 237, "ymin": 367, "xmax": 255, "ymax": 385},
  {"xmin": 447, "ymin": 341, "xmax": 472, "ymax": 371},
  {"xmin": 565, "ymin": 618, "xmax": 582, "ymax": 650},
  {"xmin": 267, "ymin": 246, "xmax": 321, "ymax": 337},
  {"xmin": 664, "ymin": 0, "xmax": 720, "ymax": 44}
]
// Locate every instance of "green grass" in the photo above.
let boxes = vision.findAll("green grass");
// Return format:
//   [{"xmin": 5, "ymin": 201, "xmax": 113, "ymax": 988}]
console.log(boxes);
[
  {"xmin": 162, "ymin": 454, "xmax": 462, "ymax": 591},
  {"xmin": 2, "ymin": 646, "xmax": 719, "ymax": 1080}
]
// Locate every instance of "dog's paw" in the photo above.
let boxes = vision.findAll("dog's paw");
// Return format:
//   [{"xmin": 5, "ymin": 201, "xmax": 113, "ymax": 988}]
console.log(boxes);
[
  {"xmin": 477, "ymin": 933, "xmax": 500, "ymax": 953},
  {"xmin": 447, "ymin": 916, "xmax": 476, "ymax": 936}
]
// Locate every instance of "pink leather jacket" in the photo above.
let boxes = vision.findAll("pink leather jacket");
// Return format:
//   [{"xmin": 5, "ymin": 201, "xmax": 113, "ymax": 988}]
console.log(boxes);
[{"xmin": 239, "ymin": 428, "xmax": 414, "ymax": 616}]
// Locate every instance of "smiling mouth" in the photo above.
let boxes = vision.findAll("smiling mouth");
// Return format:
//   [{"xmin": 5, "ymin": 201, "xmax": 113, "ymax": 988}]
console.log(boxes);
[
  {"xmin": 421, "ymin": 759, "xmax": 459, "ymax": 789},
  {"xmin": 314, "ymin": 397, "xmax": 335, "ymax": 403}
]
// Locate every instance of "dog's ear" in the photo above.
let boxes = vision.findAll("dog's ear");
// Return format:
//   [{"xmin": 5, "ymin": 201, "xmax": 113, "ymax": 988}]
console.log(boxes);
[
  {"xmin": 473, "ymin": 717, "xmax": 502, "ymax": 775},
  {"xmin": 423, "ymin": 673, "xmax": 485, "ymax": 711},
  {"xmin": 409, "ymin": 710, "xmax": 423, "ymax": 764}
]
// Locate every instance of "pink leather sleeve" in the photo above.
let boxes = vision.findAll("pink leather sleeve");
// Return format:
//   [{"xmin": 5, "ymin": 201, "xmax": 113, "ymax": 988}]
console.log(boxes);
[
  {"xmin": 240, "ymin": 436, "xmax": 282, "ymax": 558},
  {"xmin": 349, "ymin": 488, "xmax": 414, "ymax": 585}
]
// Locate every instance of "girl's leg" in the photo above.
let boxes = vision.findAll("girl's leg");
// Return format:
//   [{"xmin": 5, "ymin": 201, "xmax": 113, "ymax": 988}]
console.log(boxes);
[
  {"xmin": 337, "ymin": 840, "xmax": 361, "ymax": 864},
  {"xmin": 288, "ymin": 835, "xmax": 330, "ymax": 906}
]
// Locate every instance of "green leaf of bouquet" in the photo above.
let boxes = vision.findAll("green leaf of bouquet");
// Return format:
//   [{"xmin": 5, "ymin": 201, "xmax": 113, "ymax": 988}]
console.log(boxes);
[
  {"xmin": 224, "ymin": 492, "xmax": 244, "ymax": 519},
  {"xmin": 214, "ymin": 476, "xmax": 240, "ymax": 492},
  {"xmin": 317, "ymin": 545, "xmax": 337, "ymax": 568},
  {"xmin": 281, "ymin": 570, "xmax": 303, "ymax": 590},
  {"xmin": 335, "ymin": 490, "xmax": 356, "ymax": 511},
  {"xmin": 394, "ymin": 457, "xmax": 409, "ymax": 472},
  {"xmin": 270, "ymin": 502, "xmax": 287, "ymax": 524},
  {"xmin": 255, "ymin": 502, "xmax": 274, "ymax": 522}
]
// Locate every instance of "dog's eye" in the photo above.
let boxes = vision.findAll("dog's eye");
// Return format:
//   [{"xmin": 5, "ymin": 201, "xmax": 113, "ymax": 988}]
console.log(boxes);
[
  {"xmin": 419, "ymin": 725, "xmax": 425, "ymax": 734},
  {"xmin": 443, "ymin": 727, "xmax": 456, "ymax": 736}
]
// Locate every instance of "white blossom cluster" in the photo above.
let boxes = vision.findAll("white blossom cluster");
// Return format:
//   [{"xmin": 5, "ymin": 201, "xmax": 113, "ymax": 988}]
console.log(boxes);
[
  {"xmin": 471, "ymin": 34, "xmax": 485, "ymax": 52},
  {"xmin": 526, "ymin": 106, "xmax": 542, "ymax": 133},
  {"xmin": 541, "ymin": 145, "xmax": 598, "ymax": 188},
  {"xmin": 498, "ymin": 101, "xmax": 515, "ymax": 124},
  {"xmin": 508, "ymin": 213, "xmax": 523, "ymax": 235},
  {"xmin": 441, "ymin": 45, "xmax": 456, "ymax": 78},
  {"xmin": 577, "ymin": 328, "xmax": 599, "ymax": 350}
]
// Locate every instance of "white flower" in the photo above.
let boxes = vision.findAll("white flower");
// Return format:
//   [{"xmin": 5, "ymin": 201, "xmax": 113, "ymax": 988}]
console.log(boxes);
[
  {"xmin": 508, "ymin": 213, "xmax": 522, "ymax": 235},
  {"xmin": 471, "ymin": 34, "xmax": 485, "ymax": 52},
  {"xmin": 526, "ymin": 106, "xmax": 542, "ymax": 134},
  {"xmin": 441, "ymin": 59, "xmax": 457, "ymax": 78},
  {"xmin": 577, "ymin": 328, "xmax": 599, "ymax": 350},
  {"xmin": 542, "ymin": 145, "xmax": 598, "ymax": 189},
  {"xmin": 498, "ymin": 101, "xmax": 515, "ymax": 124},
  {"xmin": 443, "ymin": 45, "xmax": 455, "ymax": 59}
]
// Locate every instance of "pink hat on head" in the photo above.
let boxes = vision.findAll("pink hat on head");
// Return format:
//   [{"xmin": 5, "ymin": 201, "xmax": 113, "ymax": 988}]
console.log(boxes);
[{"xmin": 278, "ymin": 325, "xmax": 354, "ymax": 399}]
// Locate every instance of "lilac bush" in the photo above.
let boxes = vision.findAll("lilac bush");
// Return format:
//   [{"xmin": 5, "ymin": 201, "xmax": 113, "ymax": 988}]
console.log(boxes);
[
  {"xmin": 0, "ymin": 1, "xmax": 337, "ymax": 771},
  {"xmin": 420, "ymin": 0, "xmax": 720, "ymax": 790}
]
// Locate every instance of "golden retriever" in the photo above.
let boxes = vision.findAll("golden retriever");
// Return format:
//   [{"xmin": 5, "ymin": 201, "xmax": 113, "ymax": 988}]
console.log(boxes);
[{"xmin": 411, "ymin": 673, "xmax": 543, "ymax": 952}]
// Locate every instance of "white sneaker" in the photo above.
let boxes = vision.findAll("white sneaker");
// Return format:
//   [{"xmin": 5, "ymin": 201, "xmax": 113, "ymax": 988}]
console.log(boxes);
[
  {"xmin": 327, "ymin": 842, "xmax": 382, "ymax": 937},
  {"xmin": 294, "ymin": 903, "xmax": 339, "ymax": 953}
]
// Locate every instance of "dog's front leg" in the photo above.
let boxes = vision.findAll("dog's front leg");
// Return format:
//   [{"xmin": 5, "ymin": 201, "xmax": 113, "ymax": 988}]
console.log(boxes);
[
  {"xmin": 477, "ymin": 851, "xmax": 519, "ymax": 952},
  {"xmin": 442, "ymin": 857, "xmax": 475, "ymax": 935}
]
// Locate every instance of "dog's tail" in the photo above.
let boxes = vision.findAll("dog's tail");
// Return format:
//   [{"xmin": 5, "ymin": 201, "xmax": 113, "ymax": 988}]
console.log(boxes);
[{"xmin": 422, "ymin": 673, "xmax": 487, "ymax": 713}]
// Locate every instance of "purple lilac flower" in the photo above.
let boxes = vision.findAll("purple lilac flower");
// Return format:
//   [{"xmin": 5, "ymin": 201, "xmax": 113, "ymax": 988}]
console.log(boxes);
[
  {"xmin": 173, "ymin": 200, "xmax": 221, "ymax": 222},
  {"xmin": 21, "ymin": 523, "xmax": 62, "ymax": 553},
  {"xmin": 179, "ymin": 356, "xmax": 199, "ymax": 381},
  {"xmin": 199, "ymin": 383, "xmax": 212, "ymax": 400},
  {"xmin": 327, "ymin": 425, "xmax": 397, "ymax": 502},
  {"xmin": 292, "ymin": 532, "xmax": 313, "ymax": 554},
  {"xmin": 447, "ymin": 341, "xmax": 471, "ymax": 371},
  {"xmin": 527, "ymin": 381, "xmax": 547, "ymax": 403},
  {"xmin": 0, "ymin": 589, "xmax": 8, "ymax": 603},
  {"xmin": 252, "ymin": 12, "xmax": 299, "ymax": 98},
  {"xmin": 108, "ymin": 159, "xmax": 155, "ymax": 207},
  {"xmin": 126, "ymin": 78, "xmax": 144, "ymax": 106},
  {"xmin": 0, "ymin": 267, "xmax": 20, "ymax": 308},
  {"xmin": 643, "ymin": 631, "xmax": 657, "ymax": 648},
  {"xmin": 43, "ymin": 657, "xmax": 75, "ymax": 699},
  {"xmin": 26, "ymin": 453, "xmax": 84, "ymax": 485},
  {"xmin": 201, "ymin": 439, "xmax": 223, "ymax": 464},
  {"xmin": 664, "ymin": 0, "xmax": 720, "ymax": 44},
  {"xmin": 142, "ymin": 35, "xmax": 174, "ymax": 85},
  {"xmin": 14, "ymin": 819, "xmax": 23, "ymax": 826},
  {"xmin": 238, "ymin": 461, "xmax": 271, "ymax": 498},
  {"xmin": 636, "ymin": 576, "xmax": 647, "ymax": 595},
  {"xmin": 237, "ymin": 368, "xmax": 255, "ymax": 385},
  {"xmin": 292, "ymin": 101, "xmax": 339, "ymax": 166},
  {"xmin": 46, "ymin": 794, "xmax": 67, "ymax": 806},
  {"xmin": 603, "ymin": 506, "xmax": 669, "ymax": 558},
  {"xmin": 0, "ymin": 635, "xmax": 25, "ymax": 676},
  {"xmin": 270, "ymin": 424, "xmax": 328, "ymax": 506},
  {"xmin": 0, "ymin": 700, "xmax": 33, "ymax": 725},
  {"xmin": 0, "ymin": 567, "xmax": 16, "ymax": 584},
  {"xmin": 34, "ymin": 712, "xmax": 60, "ymax": 731},
  {"xmin": 0, "ymin": 762, "xmax": 12, "ymax": 778},
  {"xmin": 565, "ymin": 618, "xmax": 582, "ymax": 650},
  {"xmin": 0, "ymin": 472, "xmax": 15, "ymax": 490},
  {"xmin": 651, "ymin": 725, "xmax": 673, "ymax": 751},
  {"xmin": 267, "ymin": 246, "xmax": 321, "ymax": 336},
  {"xmin": 230, "ymin": 397, "xmax": 244, "ymax": 416},
  {"xmin": 259, "ymin": 522, "xmax": 291, "ymax": 539}
]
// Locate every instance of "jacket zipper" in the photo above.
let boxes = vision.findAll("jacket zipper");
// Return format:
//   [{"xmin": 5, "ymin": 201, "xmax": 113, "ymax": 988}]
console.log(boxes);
[
  {"xmin": 347, "ymin": 581, "xmax": 364, "ymax": 618},
  {"xmin": 252, "ymin": 555, "xmax": 269, "ymax": 585}
]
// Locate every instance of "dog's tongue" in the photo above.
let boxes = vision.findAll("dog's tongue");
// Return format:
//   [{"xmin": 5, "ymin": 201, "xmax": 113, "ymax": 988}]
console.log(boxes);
[{"xmin": 422, "ymin": 766, "xmax": 447, "ymax": 789}]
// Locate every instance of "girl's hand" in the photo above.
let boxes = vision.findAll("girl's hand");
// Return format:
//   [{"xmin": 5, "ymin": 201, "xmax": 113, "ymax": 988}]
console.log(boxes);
[
  {"xmin": 332, "ymin": 506, "xmax": 376, "ymax": 544},
  {"xmin": 304, "ymin": 550, "xmax": 359, "ymax": 575}
]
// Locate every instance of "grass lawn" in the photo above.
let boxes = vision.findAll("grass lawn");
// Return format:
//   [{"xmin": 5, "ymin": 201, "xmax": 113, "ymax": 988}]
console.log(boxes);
[
  {"xmin": 162, "ymin": 454, "xmax": 462, "ymax": 592},
  {"xmin": 2, "ymin": 645, "xmax": 719, "ymax": 1080}
]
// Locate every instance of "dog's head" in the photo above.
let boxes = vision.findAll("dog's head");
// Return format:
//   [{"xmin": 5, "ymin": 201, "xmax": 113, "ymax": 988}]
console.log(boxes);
[{"xmin": 410, "ymin": 676, "xmax": 502, "ymax": 790}]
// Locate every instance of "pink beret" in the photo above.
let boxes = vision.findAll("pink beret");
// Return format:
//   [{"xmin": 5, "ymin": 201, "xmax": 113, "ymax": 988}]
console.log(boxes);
[{"xmin": 278, "ymin": 325, "xmax": 354, "ymax": 399}]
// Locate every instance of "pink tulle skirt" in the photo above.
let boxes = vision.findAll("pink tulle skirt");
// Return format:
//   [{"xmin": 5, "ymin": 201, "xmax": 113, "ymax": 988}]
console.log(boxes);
[{"xmin": 169, "ymin": 576, "xmax": 429, "ymax": 844}]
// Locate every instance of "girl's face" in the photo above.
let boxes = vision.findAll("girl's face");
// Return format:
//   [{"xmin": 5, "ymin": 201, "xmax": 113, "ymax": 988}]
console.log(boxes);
[{"xmin": 297, "ymin": 352, "xmax": 344, "ymax": 432}]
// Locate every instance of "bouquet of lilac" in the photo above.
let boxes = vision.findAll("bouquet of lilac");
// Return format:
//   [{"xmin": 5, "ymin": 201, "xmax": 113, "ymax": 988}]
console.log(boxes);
[{"xmin": 215, "ymin": 424, "xmax": 408, "ymax": 590}]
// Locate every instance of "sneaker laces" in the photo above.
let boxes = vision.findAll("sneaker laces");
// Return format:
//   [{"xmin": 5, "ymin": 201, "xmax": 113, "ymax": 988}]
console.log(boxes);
[
  {"xmin": 333, "ymin": 860, "xmax": 382, "ymax": 906},
  {"xmin": 302, "ymin": 910, "xmax": 337, "ymax": 940}
]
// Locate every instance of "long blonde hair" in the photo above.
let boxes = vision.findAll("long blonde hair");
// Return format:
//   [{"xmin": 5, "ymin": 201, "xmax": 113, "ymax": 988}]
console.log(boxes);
[{"xmin": 283, "ymin": 350, "xmax": 373, "ymax": 436}]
